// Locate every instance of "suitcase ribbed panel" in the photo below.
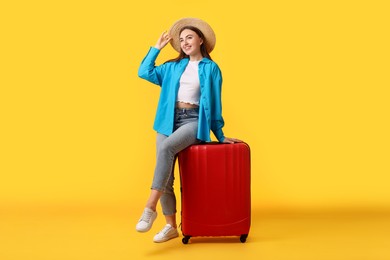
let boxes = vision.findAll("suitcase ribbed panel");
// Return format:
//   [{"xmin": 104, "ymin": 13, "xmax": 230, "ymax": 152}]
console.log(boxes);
[{"xmin": 179, "ymin": 143, "xmax": 251, "ymax": 238}]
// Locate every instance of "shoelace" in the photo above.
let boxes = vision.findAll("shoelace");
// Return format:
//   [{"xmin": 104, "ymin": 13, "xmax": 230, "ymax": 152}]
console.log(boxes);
[
  {"xmin": 159, "ymin": 225, "xmax": 172, "ymax": 235},
  {"xmin": 141, "ymin": 210, "xmax": 154, "ymax": 222}
]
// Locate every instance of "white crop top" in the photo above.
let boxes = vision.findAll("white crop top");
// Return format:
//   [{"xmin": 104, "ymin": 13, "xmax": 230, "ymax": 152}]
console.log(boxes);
[{"xmin": 177, "ymin": 60, "xmax": 200, "ymax": 105}]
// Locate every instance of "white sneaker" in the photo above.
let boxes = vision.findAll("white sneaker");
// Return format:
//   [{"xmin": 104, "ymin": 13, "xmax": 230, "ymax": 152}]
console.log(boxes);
[
  {"xmin": 136, "ymin": 208, "xmax": 157, "ymax": 232},
  {"xmin": 153, "ymin": 224, "xmax": 179, "ymax": 243}
]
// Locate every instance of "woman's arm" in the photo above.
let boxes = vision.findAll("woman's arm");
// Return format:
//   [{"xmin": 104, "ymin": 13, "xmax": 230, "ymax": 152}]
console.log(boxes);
[
  {"xmin": 210, "ymin": 64, "xmax": 242, "ymax": 144},
  {"xmin": 210, "ymin": 64, "xmax": 225, "ymax": 142},
  {"xmin": 138, "ymin": 32, "xmax": 172, "ymax": 86}
]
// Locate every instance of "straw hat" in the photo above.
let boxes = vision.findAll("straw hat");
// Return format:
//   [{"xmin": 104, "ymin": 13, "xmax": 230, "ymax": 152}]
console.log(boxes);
[{"xmin": 168, "ymin": 17, "xmax": 216, "ymax": 53}]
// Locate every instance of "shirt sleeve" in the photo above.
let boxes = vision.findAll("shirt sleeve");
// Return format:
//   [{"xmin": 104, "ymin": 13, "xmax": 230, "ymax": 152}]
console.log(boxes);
[
  {"xmin": 210, "ymin": 64, "xmax": 225, "ymax": 142},
  {"xmin": 138, "ymin": 47, "xmax": 165, "ymax": 86}
]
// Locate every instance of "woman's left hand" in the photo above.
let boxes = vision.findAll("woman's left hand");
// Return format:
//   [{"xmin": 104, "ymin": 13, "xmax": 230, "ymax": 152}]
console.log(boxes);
[{"xmin": 222, "ymin": 137, "xmax": 243, "ymax": 144}]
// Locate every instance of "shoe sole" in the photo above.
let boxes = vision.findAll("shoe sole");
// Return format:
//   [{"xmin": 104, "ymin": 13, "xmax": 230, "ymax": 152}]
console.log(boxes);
[
  {"xmin": 153, "ymin": 233, "xmax": 179, "ymax": 243},
  {"xmin": 136, "ymin": 227, "xmax": 152, "ymax": 233}
]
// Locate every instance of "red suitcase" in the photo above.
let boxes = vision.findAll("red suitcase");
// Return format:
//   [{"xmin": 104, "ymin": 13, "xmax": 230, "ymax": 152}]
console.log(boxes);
[{"xmin": 178, "ymin": 142, "xmax": 251, "ymax": 244}]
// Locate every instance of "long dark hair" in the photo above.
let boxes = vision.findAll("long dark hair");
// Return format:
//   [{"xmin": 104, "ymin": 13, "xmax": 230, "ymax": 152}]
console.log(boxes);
[{"xmin": 165, "ymin": 26, "xmax": 212, "ymax": 63}]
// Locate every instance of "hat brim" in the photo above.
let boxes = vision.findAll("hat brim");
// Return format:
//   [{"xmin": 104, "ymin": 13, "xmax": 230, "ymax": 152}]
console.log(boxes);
[{"xmin": 168, "ymin": 17, "xmax": 216, "ymax": 53}]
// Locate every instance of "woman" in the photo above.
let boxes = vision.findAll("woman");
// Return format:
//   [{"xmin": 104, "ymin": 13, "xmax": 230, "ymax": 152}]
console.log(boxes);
[{"xmin": 136, "ymin": 17, "xmax": 240, "ymax": 243}]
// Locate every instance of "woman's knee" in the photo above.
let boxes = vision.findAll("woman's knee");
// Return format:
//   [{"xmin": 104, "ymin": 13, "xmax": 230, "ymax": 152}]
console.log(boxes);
[{"xmin": 157, "ymin": 141, "xmax": 175, "ymax": 156}]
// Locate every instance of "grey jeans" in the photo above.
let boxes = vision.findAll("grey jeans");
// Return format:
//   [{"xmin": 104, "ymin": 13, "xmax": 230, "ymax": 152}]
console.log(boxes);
[{"xmin": 151, "ymin": 108, "xmax": 201, "ymax": 215}]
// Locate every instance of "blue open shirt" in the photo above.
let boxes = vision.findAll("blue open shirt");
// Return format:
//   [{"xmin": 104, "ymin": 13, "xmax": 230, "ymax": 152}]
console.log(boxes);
[{"xmin": 138, "ymin": 47, "xmax": 225, "ymax": 142}]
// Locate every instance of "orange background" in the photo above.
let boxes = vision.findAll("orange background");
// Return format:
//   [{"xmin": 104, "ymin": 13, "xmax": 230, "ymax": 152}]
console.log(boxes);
[
  {"xmin": 1, "ymin": 0, "xmax": 389, "ymax": 211},
  {"xmin": 1, "ymin": 1, "xmax": 390, "ymax": 259}
]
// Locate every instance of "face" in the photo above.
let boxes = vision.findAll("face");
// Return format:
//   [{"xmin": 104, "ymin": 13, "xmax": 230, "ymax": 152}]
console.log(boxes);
[{"xmin": 179, "ymin": 29, "xmax": 204, "ymax": 56}]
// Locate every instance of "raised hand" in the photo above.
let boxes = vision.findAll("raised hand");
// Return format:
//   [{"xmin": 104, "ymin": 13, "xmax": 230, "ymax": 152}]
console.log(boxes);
[{"xmin": 154, "ymin": 31, "xmax": 172, "ymax": 50}]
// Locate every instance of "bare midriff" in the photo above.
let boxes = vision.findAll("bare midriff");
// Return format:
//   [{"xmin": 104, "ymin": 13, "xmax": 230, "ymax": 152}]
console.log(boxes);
[{"xmin": 176, "ymin": 101, "xmax": 199, "ymax": 109}]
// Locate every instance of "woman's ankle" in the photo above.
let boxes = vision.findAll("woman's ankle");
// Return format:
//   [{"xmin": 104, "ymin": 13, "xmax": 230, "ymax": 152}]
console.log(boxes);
[{"xmin": 145, "ymin": 205, "xmax": 157, "ymax": 212}]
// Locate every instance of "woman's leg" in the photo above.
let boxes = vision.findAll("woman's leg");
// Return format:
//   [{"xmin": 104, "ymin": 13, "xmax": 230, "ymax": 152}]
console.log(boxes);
[
  {"xmin": 159, "ymin": 165, "xmax": 176, "ymax": 227},
  {"xmin": 143, "ymin": 133, "xmax": 167, "ymax": 211},
  {"xmin": 135, "ymin": 134, "xmax": 166, "ymax": 232},
  {"xmin": 151, "ymin": 121, "xmax": 200, "ymax": 206},
  {"xmin": 164, "ymin": 214, "xmax": 177, "ymax": 228},
  {"xmin": 138, "ymin": 108, "xmax": 200, "ymax": 240},
  {"xmin": 137, "ymin": 122, "xmax": 199, "ymax": 233},
  {"xmin": 152, "ymin": 120, "xmax": 200, "ymax": 242},
  {"xmin": 145, "ymin": 190, "xmax": 162, "ymax": 212}
]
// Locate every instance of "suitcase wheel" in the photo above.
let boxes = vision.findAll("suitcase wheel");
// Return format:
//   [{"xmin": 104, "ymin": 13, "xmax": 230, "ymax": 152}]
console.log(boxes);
[
  {"xmin": 240, "ymin": 234, "xmax": 248, "ymax": 243},
  {"xmin": 182, "ymin": 236, "xmax": 191, "ymax": 244}
]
